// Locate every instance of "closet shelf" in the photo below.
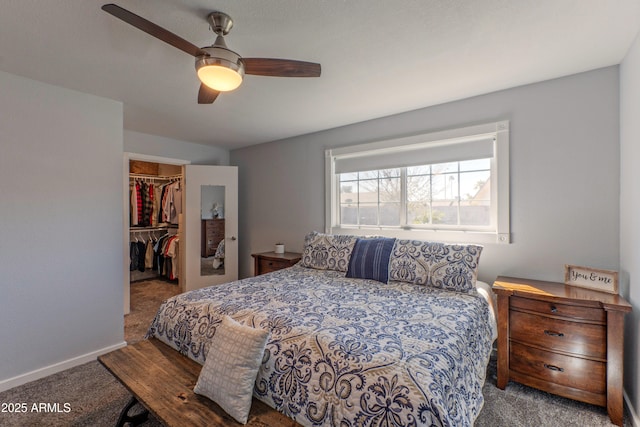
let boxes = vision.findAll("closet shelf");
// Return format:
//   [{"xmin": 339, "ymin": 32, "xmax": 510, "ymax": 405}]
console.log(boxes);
[
  {"xmin": 130, "ymin": 173, "xmax": 182, "ymax": 182},
  {"xmin": 130, "ymin": 226, "xmax": 177, "ymax": 232}
]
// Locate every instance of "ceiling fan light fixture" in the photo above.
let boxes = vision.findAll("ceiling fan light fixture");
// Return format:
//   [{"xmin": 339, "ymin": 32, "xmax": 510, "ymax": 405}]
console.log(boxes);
[
  {"xmin": 196, "ymin": 56, "xmax": 244, "ymax": 91},
  {"xmin": 195, "ymin": 41, "xmax": 245, "ymax": 92}
]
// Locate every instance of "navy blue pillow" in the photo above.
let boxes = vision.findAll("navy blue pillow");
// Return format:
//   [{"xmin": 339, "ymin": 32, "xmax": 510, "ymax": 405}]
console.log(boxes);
[{"xmin": 345, "ymin": 238, "xmax": 396, "ymax": 283}]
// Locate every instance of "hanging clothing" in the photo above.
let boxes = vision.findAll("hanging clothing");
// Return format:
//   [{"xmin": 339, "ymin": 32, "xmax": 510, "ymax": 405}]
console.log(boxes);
[
  {"xmin": 165, "ymin": 236, "xmax": 179, "ymax": 280},
  {"xmin": 151, "ymin": 184, "xmax": 161, "ymax": 227},
  {"xmin": 129, "ymin": 241, "xmax": 140, "ymax": 271},
  {"xmin": 158, "ymin": 181, "xmax": 182, "ymax": 225},
  {"xmin": 147, "ymin": 184, "xmax": 154, "ymax": 227},
  {"xmin": 139, "ymin": 182, "xmax": 155, "ymax": 227},
  {"xmin": 130, "ymin": 184, "xmax": 139, "ymax": 226},
  {"xmin": 136, "ymin": 182, "xmax": 143, "ymax": 225},
  {"xmin": 136, "ymin": 240, "xmax": 146, "ymax": 272},
  {"xmin": 169, "ymin": 183, "xmax": 182, "ymax": 224},
  {"xmin": 145, "ymin": 238, "xmax": 154, "ymax": 268},
  {"xmin": 154, "ymin": 234, "xmax": 168, "ymax": 276}
]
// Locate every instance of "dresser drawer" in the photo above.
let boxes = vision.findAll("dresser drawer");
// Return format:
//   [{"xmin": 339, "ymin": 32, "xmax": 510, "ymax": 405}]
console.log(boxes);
[
  {"xmin": 510, "ymin": 341, "xmax": 606, "ymax": 395},
  {"xmin": 201, "ymin": 219, "xmax": 225, "ymax": 257},
  {"xmin": 206, "ymin": 228, "xmax": 223, "ymax": 237},
  {"xmin": 510, "ymin": 296, "xmax": 605, "ymax": 322},
  {"xmin": 258, "ymin": 258, "xmax": 291, "ymax": 274},
  {"xmin": 509, "ymin": 311, "xmax": 606, "ymax": 359}
]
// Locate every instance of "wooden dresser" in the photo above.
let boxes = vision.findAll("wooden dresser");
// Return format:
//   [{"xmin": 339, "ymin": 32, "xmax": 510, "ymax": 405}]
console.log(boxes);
[
  {"xmin": 201, "ymin": 219, "xmax": 225, "ymax": 257},
  {"xmin": 251, "ymin": 251, "xmax": 301, "ymax": 276},
  {"xmin": 492, "ymin": 276, "xmax": 631, "ymax": 426}
]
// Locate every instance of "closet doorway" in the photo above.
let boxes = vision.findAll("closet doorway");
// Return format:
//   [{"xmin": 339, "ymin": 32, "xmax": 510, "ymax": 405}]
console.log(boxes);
[
  {"xmin": 123, "ymin": 154, "xmax": 238, "ymax": 316},
  {"xmin": 123, "ymin": 154, "xmax": 189, "ymax": 315}
]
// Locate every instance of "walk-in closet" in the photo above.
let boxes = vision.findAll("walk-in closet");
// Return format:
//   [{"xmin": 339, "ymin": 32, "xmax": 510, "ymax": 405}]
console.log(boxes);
[{"xmin": 128, "ymin": 160, "xmax": 183, "ymax": 285}]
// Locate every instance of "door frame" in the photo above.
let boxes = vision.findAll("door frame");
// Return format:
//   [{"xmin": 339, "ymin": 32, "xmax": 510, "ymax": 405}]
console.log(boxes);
[{"xmin": 123, "ymin": 153, "xmax": 190, "ymax": 314}]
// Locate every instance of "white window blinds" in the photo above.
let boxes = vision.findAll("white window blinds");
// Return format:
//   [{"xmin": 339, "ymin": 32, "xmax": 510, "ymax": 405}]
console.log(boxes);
[{"xmin": 333, "ymin": 135, "xmax": 495, "ymax": 174}]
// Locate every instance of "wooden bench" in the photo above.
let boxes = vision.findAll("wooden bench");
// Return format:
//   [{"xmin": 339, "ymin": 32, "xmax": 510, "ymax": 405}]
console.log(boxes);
[{"xmin": 98, "ymin": 338, "xmax": 299, "ymax": 427}]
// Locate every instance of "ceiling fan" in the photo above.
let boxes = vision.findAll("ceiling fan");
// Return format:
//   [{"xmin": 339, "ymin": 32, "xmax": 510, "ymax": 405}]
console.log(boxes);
[{"xmin": 101, "ymin": 3, "xmax": 321, "ymax": 104}]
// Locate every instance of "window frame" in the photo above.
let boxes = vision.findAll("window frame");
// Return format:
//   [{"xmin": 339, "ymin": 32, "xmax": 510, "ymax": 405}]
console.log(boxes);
[{"xmin": 325, "ymin": 121, "xmax": 510, "ymax": 244}]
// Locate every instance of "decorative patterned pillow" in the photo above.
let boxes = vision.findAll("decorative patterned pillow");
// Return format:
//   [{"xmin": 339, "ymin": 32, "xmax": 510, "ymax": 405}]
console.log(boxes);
[
  {"xmin": 300, "ymin": 231, "xmax": 358, "ymax": 272},
  {"xmin": 345, "ymin": 237, "xmax": 396, "ymax": 283},
  {"xmin": 388, "ymin": 240, "xmax": 483, "ymax": 292},
  {"xmin": 193, "ymin": 316, "xmax": 270, "ymax": 424}
]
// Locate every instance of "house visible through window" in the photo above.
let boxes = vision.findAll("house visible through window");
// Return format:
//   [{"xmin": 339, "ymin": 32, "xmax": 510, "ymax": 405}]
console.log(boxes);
[{"xmin": 325, "ymin": 121, "xmax": 510, "ymax": 244}]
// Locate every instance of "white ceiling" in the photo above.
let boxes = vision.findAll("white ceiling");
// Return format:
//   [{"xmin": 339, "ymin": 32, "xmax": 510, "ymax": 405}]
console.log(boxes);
[{"xmin": 1, "ymin": 1, "xmax": 639, "ymax": 150}]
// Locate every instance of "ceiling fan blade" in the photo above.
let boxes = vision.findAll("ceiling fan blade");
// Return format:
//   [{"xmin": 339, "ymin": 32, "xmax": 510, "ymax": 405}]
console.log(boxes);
[
  {"xmin": 198, "ymin": 84, "xmax": 220, "ymax": 104},
  {"xmin": 102, "ymin": 4, "xmax": 208, "ymax": 57},
  {"xmin": 243, "ymin": 58, "xmax": 321, "ymax": 77}
]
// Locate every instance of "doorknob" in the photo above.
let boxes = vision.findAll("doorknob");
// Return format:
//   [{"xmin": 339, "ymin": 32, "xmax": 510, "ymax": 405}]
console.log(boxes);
[{"xmin": 230, "ymin": 236, "xmax": 237, "ymax": 241}]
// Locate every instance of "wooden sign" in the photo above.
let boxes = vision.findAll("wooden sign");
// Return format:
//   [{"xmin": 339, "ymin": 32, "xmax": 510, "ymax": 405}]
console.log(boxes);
[{"xmin": 564, "ymin": 264, "xmax": 619, "ymax": 294}]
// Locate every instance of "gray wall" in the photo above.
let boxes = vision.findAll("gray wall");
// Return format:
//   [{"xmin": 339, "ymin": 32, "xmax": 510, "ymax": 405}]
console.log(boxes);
[
  {"xmin": 231, "ymin": 67, "xmax": 620, "ymax": 287},
  {"xmin": 620, "ymin": 29, "xmax": 640, "ymax": 422},
  {"xmin": 0, "ymin": 73, "xmax": 231, "ymax": 390},
  {"xmin": 124, "ymin": 130, "xmax": 230, "ymax": 165},
  {"xmin": 0, "ymin": 71, "xmax": 124, "ymax": 385}
]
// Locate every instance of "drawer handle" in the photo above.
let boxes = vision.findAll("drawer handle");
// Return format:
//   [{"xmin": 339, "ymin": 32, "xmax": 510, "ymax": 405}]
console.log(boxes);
[
  {"xmin": 544, "ymin": 363, "xmax": 564, "ymax": 372},
  {"xmin": 544, "ymin": 330, "xmax": 565, "ymax": 338},
  {"xmin": 549, "ymin": 305, "xmax": 558, "ymax": 313}
]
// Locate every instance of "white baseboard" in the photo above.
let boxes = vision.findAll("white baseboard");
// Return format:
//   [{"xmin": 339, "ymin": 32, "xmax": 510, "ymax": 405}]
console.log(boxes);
[
  {"xmin": 626, "ymin": 390, "xmax": 640, "ymax": 427},
  {"xmin": 0, "ymin": 341, "xmax": 127, "ymax": 393}
]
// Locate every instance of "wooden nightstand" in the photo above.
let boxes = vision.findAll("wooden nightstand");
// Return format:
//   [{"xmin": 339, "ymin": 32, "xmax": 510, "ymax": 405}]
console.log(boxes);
[
  {"xmin": 492, "ymin": 276, "xmax": 631, "ymax": 426},
  {"xmin": 251, "ymin": 251, "xmax": 301, "ymax": 276}
]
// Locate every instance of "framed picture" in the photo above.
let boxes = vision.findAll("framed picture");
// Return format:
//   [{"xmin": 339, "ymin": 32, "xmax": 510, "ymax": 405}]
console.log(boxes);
[{"xmin": 564, "ymin": 264, "xmax": 619, "ymax": 294}]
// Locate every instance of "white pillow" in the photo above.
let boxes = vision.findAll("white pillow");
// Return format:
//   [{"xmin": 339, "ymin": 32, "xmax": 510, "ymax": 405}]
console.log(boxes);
[{"xmin": 194, "ymin": 315, "xmax": 270, "ymax": 424}]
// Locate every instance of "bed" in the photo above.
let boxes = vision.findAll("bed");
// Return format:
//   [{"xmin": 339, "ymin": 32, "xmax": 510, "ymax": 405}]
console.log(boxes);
[{"xmin": 147, "ymin": 233, "xmax": 497, "ymax": 427}]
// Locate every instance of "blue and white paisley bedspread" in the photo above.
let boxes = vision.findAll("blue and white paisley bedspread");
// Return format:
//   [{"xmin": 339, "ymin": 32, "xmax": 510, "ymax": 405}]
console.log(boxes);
[{"xmin": 147, "ymin": 264, "xmax": 497, "ymax": 427}]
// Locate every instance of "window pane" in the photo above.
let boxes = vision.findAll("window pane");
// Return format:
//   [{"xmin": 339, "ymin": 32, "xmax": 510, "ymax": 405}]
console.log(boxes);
[
  {"xmin": 340, "ymin": 204, "xmax": 358, "ymax": 225},
  {"xmin": 459, "ymin": 172, "xmax": 490, "ymax": 226},
  {"xmin": 431, "ymin": 204, "xmax": 452, "ymax": 224},
  {"xmin": 459, "ymin": 200, "xmax": 490, "ymax": 226},
  {"xmin": 379, "ymin": 177, "xmax": 400, "ymax": 202},
  {"xmin": 407, "ymin": 202, "xmax": 430, "ymax": 224},
  {"xmin": 358, "ymin": 179, "xmax": 378, "ymax": 203},
  {"xmin": 460, "ymin": 158, "xmax": 490, "ymax": 171},
  {"xmin": 432, "ymin": 174, "xmax": 458, "ymax": 201},
  {"xmin": 407, "ymin": 175, "xmax": 430, "ymax": 202},
  {"xmin": 380, "ymin": 168, "xmax": 401, "ymax": 177},
  {"xmin": 340, "ymin": 183, "xmax": 356, "ymax": 204},
  {"xmin": 459, "ymin": 171, "xmax": 490, "ymax": 201},
  {"xmin": 359, "ymin": 170, "xmax": 378, "ymax": 180},
  {"xmin": 407, "ymin": 165, "xmax": 430, "ymax": 175},
  {"xmin": 432, "ymin": 162, "xmax": 458, "ymax": 174},
  {"xmin": 358, "ymin": 203, "xmax": 378, "ymax": 225},
  {"xmin": 340, "ymin": 172, "xmax": 358, "ymax": 181},
  {"xmin": 380, "ymin": 202, "xmax": 400, "ymax": 225}
]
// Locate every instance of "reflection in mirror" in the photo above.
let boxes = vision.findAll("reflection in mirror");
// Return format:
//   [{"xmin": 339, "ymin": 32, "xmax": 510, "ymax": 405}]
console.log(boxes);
[{"xmin": 200, "ymin": 185, "xmax": 225, "ymax": 276}]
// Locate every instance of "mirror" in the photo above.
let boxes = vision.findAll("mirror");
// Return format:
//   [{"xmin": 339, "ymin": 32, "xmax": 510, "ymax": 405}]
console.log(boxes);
[{"xmin": 200, "ymin": 185, "xmax": 225, "ymax": 276}]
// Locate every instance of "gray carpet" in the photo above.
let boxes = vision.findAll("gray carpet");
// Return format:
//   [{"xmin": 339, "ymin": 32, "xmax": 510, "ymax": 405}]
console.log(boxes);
[
  {"xmin": 0, "ymin": 280, "xmax": 630, "ymax": 426},
  {"xmin": 125, "ymin": 279, "xmax": 181, "ymax": 344}
]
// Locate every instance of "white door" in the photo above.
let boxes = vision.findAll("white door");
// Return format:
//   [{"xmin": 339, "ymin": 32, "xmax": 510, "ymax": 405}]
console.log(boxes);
[{"xmin": 182, "ymin": 165, "xmax": 238, "ymax": 291}]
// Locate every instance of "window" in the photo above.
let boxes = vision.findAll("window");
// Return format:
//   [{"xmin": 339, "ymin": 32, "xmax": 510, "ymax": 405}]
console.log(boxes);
[{"xmin": 325, "ymin": 121, "xmax": 509, "ymax": 244}]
